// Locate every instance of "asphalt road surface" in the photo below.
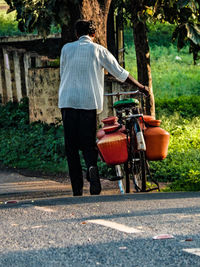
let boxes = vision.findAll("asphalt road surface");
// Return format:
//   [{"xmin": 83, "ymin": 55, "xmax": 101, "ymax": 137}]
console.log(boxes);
[{"xmin": 0, "ymin": 192, "xmax": 200, "ymax": 267}]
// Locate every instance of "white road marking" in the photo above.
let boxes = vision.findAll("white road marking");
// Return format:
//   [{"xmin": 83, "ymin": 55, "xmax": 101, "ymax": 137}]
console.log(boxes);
[
  {"xmin": 31, "ymin": 225, "xmax": 48, "ymax": 229},
  {"xmin": 35, "ymin": 206, "xmax": 56, "ymax": 212},
  {"xmin": 22, "ymin": 225, "xmax": 48, "ymax": 230},
  {"xmin": 183, "ymin": 248, "xmax": 200, "ymax": 256},
  {"xmin": 87, "ymin": 219, "xmax": 143, "ymax": 233}
]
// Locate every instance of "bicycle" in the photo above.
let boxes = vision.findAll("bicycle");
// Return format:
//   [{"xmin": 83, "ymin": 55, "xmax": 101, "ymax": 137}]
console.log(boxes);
[{"xmin": 97, "ymin": 90, "xmax": 160, "ymax": 194}]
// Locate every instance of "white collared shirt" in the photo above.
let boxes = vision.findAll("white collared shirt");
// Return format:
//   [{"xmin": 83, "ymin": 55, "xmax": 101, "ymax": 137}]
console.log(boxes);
[{"xmin": 58, "ymin": 35, "xmax": 129, "ymax": 113}]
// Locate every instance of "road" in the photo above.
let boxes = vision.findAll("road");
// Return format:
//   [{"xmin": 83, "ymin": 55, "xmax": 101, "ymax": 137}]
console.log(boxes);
[{"xmin": 0, "ymin": 192, "xmax": 200, "ymax": 267}]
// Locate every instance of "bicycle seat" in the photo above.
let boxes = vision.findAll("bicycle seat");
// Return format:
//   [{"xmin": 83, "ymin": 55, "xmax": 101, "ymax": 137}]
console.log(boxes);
[{"xmin": 113, "ymin": 98, "xmax": 139, "ymax": 109}]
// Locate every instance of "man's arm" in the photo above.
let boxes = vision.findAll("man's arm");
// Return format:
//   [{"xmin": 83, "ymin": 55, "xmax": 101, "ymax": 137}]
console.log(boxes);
[
  {"xmin": 125, "ymin": 74, "xmax": 149, "ymax": 97},
  {"xmin": 99, "ymin": 48, "xmax": 149, "ymax": 96}
]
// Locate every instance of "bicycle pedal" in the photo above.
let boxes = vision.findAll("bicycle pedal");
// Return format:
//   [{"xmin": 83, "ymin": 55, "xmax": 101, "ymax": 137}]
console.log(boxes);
[{"xmin": 108, "ymin": 176, "xmax": 123, "ymax": 181}]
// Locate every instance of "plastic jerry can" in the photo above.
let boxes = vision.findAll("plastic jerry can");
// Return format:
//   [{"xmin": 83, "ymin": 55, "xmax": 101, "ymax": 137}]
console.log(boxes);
[{"xmin": 144, "ymin": 120, "xmax": 170, "ymax": 161}]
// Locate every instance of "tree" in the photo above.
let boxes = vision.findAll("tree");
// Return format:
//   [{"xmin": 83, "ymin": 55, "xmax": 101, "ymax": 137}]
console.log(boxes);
[
  {"xmin": 122, "ymin": 0, "xmax": 200, "ymax": 116},
  {"xmin": 5, "ymin": 0, "xmax": 112, "ymax": 47},
  {"xmin": 151, "ymin": 0, "xmax": 200, "ymax": 65},
  {"xmin": 123, "ymin": 0, "xmax": 155, "ymax": 116}
]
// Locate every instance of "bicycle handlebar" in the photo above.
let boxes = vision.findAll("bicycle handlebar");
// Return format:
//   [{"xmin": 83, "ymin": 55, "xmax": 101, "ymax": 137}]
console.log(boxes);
[{"xmin": 104, "ymin": 90, "xmax": 140, "ymax": 97}]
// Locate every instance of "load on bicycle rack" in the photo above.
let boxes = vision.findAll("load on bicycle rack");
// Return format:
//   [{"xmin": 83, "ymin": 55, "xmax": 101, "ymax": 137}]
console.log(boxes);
[{"xmin": 97, "ymin": 90, "xmax": 170, "ymax": 194}]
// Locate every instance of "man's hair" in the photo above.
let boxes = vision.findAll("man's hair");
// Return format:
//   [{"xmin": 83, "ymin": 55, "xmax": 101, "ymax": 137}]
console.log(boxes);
[{"xmin": 75, "ymin": 20, "xmax": 96, "ymax": 37}]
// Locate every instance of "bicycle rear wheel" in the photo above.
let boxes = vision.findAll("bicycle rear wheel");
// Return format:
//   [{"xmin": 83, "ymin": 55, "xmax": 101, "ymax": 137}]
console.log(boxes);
[{"xmin": 132, "ymin": 150, "xmax": 147, "ymax": 192}]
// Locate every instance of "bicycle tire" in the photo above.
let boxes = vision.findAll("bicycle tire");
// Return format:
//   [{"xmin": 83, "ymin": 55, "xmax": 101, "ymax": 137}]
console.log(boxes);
[
  {"xmin": 132, "ymin": 150, "xmax": 147, "ymax": 192},
  {"xmin": 129, "ymin": 122, "xmax": 147, "ymax": 192},
  {"xmin": 122, "ymin": 162, "xmax": 130, "ymax": 193},
  {"xmin": 115, "ymin": 163, "xmax": 130, "ymax": 194}
]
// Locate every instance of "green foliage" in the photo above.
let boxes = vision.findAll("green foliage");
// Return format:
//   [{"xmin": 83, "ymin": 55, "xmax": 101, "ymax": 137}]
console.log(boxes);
[
  {"xmin": 0, "ymin": 10, "xmax": 21, "ymax": 36},
  {"xmin": 0, "ymin": 9, "xmax": 61, "ymax": 36},
  {"xmin": 4, "ymin": 0, "xmax": 69, "ymax": 37},
  {"xmin": 150, "ymin": 112, "xmax": 200, "ymax": 191},
  {"xmin": 156, "ymin": 96, "xmax": 200, "ymax": 118},
  {"xmin": 0, "ymin": 22, "xmax": 200, "ymax": 191},
  {"xmin": 125, "ymin": 24, "xmax": 200, "ymax": 97},
  {"xmin": 0, "ymin": 97, "xmax": 29, "ymax": 128},
  {"xmin": 0, "ymin": 99, "xmax": 67, "ymax": 173},
  {"xmin": 122, "ymin": 0, "xmax": 200, "ymax": 64}
]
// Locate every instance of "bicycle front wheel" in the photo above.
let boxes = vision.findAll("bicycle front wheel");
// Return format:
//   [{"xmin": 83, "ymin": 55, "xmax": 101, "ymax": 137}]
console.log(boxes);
[{"xmin": 115, "ymin": 163, "xmax": 130, "ymax": 194}]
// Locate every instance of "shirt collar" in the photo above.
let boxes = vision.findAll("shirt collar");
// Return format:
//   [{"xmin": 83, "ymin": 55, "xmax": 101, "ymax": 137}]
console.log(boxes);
[{"xmin": 79, "ymin": 35, "xmax": 92, "ymax": 42}]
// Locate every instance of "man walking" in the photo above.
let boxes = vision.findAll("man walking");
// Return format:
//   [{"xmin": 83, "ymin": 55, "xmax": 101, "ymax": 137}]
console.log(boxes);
[{"xmin": 59, "ymin": 20, "xmax": 148, "ymax": 196}]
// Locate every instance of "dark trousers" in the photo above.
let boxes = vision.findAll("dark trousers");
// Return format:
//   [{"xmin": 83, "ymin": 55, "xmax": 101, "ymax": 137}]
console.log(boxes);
[{"xmin": 61, "ymin": 108, "xmax": 98, "ymax": 194}]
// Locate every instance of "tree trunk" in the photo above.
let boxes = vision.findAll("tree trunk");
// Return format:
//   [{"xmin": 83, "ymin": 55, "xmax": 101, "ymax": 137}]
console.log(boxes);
[
  {"xmin": 131, "ymin": 0, "xmax": 155, "ymax": 117},
  {"xmin": 61, "ymin": 1, "xmax": 81, "ymax": 46},
  {"xmin": 81, "ymin": 0, "xmax": 112, "ymax": 47},
  {"xmin": 133, "ymin": 20, "xmax": 155, "ymax": 117},
  {"xmin": 61, "ymin": 0, "xmax": 112, "ymax": 48}
]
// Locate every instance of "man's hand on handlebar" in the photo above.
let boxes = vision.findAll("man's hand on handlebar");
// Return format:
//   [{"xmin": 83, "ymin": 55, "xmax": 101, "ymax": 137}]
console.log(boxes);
[
  {"xmin": 125, "ymin": 74, "xmax": 150, "ymax": 97},
  {"xmin": 140, "ymin": 86, "xmax": 150, "ymax": 97}
]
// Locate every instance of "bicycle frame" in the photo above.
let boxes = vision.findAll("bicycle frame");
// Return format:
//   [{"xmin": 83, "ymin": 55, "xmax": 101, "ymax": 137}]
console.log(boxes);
[{"xmin": 102, "ymin": 90, "xmax": 159, "ymax": 193}]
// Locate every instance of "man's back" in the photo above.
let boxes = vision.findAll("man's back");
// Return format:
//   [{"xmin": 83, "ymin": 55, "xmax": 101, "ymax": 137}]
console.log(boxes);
[{"xmin": 59, "ymin": 35, "xmax": 104, "ymax": 112}]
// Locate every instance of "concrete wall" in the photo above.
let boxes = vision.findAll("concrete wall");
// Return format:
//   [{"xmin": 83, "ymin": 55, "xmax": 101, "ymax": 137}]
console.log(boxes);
[
  {"xmin": 0, "ymin": 47, "xmax": 28, "ymax": 103},
  {"xmin": 0, "ymin": 46, "xmax": 47, "ymax": 104},
  {"xmin": 28, "ymin": 67, "xmax": 127, "ymax": 125},
  {"xmin": 28, "ymin": 67, "xmax": 61, "ymax": 124}
]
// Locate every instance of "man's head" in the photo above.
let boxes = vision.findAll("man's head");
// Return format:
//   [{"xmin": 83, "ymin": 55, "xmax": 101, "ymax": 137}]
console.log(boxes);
[{"xmin": 75, "ymin": 20, "xmax": 96, "ymax": 38}]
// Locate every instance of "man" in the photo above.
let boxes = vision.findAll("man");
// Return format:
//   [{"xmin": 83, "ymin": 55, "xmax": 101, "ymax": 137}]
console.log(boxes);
[{"xmin": 59, "ymin": 20, "xmax": 149, "ymax": 196}]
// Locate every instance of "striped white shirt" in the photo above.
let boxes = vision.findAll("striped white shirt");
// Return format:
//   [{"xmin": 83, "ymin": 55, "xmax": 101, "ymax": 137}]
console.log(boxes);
[{"xmin": 58, "ymin": 35, "xmax": 129, "ymax": 113}]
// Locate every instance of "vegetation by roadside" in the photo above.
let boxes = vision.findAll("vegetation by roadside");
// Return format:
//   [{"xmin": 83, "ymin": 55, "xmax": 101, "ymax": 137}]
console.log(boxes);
[
  {"xmin": 0, "ymin": 19, "xmax": 200, "ymax": 191},
  {"xmin": 0, "ymin": 95, "xmax": 200, "ymax": 191}
]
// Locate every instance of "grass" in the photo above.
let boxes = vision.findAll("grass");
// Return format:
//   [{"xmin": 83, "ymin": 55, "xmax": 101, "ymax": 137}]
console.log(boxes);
[{"xmin": 124, "ymin": 24, "xmax": 200, "ymax": 99}]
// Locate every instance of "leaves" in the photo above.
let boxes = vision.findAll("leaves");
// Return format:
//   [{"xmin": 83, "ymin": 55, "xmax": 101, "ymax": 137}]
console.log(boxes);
[
  {"xmin": 186, "ymin": 23, "xmax": 200, "ymax": 45},
  {"xmin": 4, "ymin": 0, "xmax": 66, "ymax": 37},
  {"xmin": 177, "ymin": 0, "xmax": 190, "ymax": 9}
]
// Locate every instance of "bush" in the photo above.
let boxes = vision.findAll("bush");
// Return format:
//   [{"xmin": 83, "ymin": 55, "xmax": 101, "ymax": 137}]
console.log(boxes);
[
  {"xmin": 0, "ymin": 98, "xmax": 29, "ymax": 128},
  {"xmin": 0, "ymin": 99, "xmax": 67, "ymax": 173},
  {"xmin": 156, "ymin": 96, "xmax": 200, "ymax": 119}
]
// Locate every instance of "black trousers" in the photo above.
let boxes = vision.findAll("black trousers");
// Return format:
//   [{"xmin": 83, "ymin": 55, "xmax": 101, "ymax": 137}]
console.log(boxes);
[{"xmin": 61, "ymin": 108, "xmax": 98, "ymax": 194}]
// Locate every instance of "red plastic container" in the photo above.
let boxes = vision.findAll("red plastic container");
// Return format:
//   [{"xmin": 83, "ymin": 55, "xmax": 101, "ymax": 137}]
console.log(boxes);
[
  {"xmin": 101, "ymin": 116, "xmax": 118, "ymax": 125},
  {"xmin": 97, "ymin": 116, "xmax": 119, "ymax": 140},
  {"xmin": 144, "ymin": 120, "xmax": 170, "ymax": 161},
  {"xmin": 97, "ymin": 125, "xmax": 128, "ymax": 165}
]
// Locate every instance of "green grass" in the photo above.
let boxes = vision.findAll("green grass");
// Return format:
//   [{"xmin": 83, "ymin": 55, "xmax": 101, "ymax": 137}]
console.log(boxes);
[{"xmin": 124, "ymin": 24, "xmax": 200, "ymax": 99}]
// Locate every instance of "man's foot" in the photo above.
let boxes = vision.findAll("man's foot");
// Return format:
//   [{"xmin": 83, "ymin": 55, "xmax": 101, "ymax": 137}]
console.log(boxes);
[
  {"xmin": 89, "ymin": 166, "xmax": 101, "ymax": 195},
  {"xmin": 73, "ymin": 189, "xmax": 83, "ymax": 196}
]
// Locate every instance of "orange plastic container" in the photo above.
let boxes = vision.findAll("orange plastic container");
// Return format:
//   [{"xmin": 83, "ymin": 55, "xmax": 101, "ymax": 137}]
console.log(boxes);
[
  {"xmin": 144, "ymin": 120, "xmax": 170, "ymax": 161},
  {"xmin": 139, "ymin": 115, "xmax": 155, "ymax": 130},
  {"xmin": 97, "ymin": 125, "xmax": 128, "ymax": 165}
]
